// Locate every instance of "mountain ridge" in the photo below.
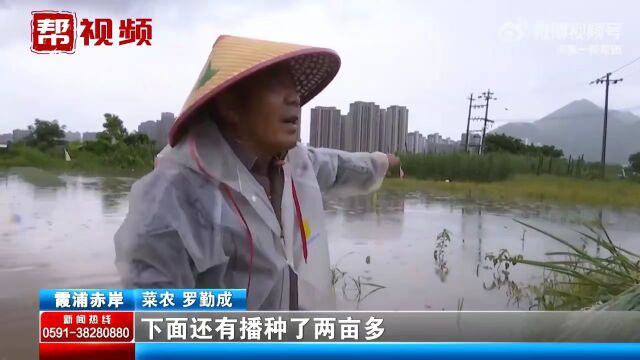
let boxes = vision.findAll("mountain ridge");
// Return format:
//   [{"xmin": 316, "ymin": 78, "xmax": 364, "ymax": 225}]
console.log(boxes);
[{"xmin": 492, "ymin": 99, "xmax": 640, "ymax": 164}]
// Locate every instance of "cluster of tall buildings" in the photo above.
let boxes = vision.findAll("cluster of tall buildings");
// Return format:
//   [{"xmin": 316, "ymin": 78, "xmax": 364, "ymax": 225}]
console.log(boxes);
[
  {"xmin": 137, "ymin": 112, "xmax": 176, "ymax": 149},
  {"xmin": 309, "ymin": 102, "xmax": 409, "ymax": 153},
  {"xmin": 426, "ymin": 133, "xmax": 460, "ymax": 153},
  {"xmin": 406, "ymin": 131, "xmax": 470, "ymax": 154},
  {"xmin": 308, "ymin": 101, "xmax": 473, "ymax": 155}
]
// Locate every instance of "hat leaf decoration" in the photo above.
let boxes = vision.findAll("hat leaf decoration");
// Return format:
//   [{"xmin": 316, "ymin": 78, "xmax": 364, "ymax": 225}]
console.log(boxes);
[{"xmin": 196, "ymin": 59, "xmax": 218, "ymax": 89}]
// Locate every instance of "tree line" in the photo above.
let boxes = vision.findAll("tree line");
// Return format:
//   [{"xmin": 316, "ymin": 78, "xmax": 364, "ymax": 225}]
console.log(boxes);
[
  {"xmin": 483, "ymin": 133, "xmax": 564, "ymax": 158},
  {"xmin": 484, "ymin": 133, "xmax": 640, "ymax": 175},
  {"xmin": 17, "ymin": 114, "xmax": 156, "ymax": 170}
]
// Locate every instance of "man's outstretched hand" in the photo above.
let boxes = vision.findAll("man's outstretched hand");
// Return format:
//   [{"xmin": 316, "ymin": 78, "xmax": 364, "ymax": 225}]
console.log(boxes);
[{"xmin": 386, "ymin": 154, "xmax": 404, "ymax": 179}]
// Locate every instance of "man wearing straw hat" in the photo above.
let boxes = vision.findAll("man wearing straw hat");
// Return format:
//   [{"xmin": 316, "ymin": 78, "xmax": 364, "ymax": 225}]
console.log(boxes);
[{"xmin": 115, "ymin": 35, "xmax": 402, "ymax": 310}]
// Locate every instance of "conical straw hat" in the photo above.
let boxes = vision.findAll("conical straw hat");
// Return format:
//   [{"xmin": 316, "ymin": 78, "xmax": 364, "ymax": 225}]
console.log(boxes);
[{"xmin": 169, "ymin": 35, "xmax": 341, "ymax": 146}]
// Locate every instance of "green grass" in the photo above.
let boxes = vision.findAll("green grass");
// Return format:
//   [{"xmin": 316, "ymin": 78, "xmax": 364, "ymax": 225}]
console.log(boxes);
[
  {"xmin": 399, "ymin": 153, "xmax": 622, "ymax": 182},
  {"xmin": 0, "ymin": 144, "xmax": 153, "ymax": 177},
  {"xmin": 382, "ymin": 175, "xmax": 640, "ymax": 208},
  {"xmin": 491, "ymin": 221, "xmax": 640, "ymax": 310},
  {"xmin": 0, "ymin": 145, "xmax": 66, "ymax": 168}
]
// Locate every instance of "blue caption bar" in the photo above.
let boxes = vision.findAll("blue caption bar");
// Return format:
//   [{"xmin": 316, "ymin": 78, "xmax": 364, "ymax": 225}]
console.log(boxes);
[
  {"xmin": 39, "ymin": 289, "xmax": 246, "ymax": 311},
  {"xmin": 135, "ymin": 343, "xmax": 640, "ymax": 360}
]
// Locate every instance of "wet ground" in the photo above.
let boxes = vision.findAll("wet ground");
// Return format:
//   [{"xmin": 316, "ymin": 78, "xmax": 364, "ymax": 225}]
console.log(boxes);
[{"xmin": 1, "ymin": 167, "xmax": 640, "ymax": 358}]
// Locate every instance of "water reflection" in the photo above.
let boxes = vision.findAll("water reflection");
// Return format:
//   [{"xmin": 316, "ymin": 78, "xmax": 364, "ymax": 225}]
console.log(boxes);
[
  {"xmin": 1, "ymin": 173, "xmax": 639, "ymax": 358},
  {"xmin": 99, "ymin": 177, "xmax": 134, "ymax": 214},
  {"xmin": 325, "ymin": 192, "xmax": 406, "ymax": 216},
  {"xmin": 1, "ymin": 174, "xmax": 639, "ymax": 313},
  {"xmin": 8, "ymin": 167, "xmax": 65, "ymax": 188},
  {"xmin": 8, "ymin": 167, "xmax": 66, "ymax": 200},
  {"xmin": 462, "ymin": 206, "xmax": 484, "ymax": 264},
  {"xmin": 327, "ymin": 191, "xmax": 640, "ymax": 311}
]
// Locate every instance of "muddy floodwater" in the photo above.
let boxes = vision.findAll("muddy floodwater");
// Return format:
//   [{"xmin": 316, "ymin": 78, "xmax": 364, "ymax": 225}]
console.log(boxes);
[{"xmin": 2, "ymin": 167, "xmax": 640, "ymax": 357}]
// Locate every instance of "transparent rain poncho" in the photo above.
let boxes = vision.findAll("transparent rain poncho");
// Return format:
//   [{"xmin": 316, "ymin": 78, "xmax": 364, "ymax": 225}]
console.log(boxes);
[{"xmin": 115, "ymin": 119, "xmax": 389, "ymax": 310}]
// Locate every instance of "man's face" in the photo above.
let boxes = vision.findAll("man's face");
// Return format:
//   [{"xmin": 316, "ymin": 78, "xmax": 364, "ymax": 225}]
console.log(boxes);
[{"xmin": 220, "ymin": 64, "xmax": 301, "ymax": 156}]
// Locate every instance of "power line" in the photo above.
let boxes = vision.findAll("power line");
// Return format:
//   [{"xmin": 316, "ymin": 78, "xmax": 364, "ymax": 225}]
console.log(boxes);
[
  {"xmin": 610, "ymin": 55, "xmax": 640, "ymax": 75},
  {"xmin": 589, "ymin": 55, "xmax": 640, "ymax": 85}
]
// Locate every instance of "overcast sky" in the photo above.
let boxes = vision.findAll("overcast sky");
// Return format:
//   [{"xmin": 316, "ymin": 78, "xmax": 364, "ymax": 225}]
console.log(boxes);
[{"xmin": 1, "ymin": 0, "xmax": 639, "ymax": 142}]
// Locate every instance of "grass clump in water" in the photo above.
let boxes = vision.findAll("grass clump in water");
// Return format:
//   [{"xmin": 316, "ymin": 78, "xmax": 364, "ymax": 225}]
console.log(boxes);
[
  {"xmin": 330, "ymin": 252, "xmax": 387, "ymax": 308},
  {"xmin": 489, "ymin": 220, "xmax": 640, "ymax": 310}
]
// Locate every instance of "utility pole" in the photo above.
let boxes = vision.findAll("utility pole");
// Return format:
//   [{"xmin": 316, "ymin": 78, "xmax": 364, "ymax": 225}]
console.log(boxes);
[
  {"xmin": 479, "ymin": 89, "xmax": 497, "ymax": 155},
  {"xmin": 590, "ymin": 72, "xmax": 623, "ymax": 178},
  {"xmin": 469, "ymin": 116, "xmax": 486, "ymax": 154},
  {"xmin": 465, "ymin": 93, "xmax": 474, "ymax": 153}
]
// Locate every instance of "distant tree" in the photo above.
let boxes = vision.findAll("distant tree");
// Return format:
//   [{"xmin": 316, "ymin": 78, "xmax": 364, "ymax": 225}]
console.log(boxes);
[
  {"xmin": 27, "ymin": 119, "xmax": 66, "ymax": 148},
  {"xmin": 629, "ymin": 152, "xmax": 640, "ymax": 173},
  {"xmin": 539, "ymin": 145, "xmax": 564, "ymax": 158},
  {"xmin": 485, "ymin": 133, "xmax": 563, "ymax": 158},
  {"xmin": 485, "ymin": 133, "xmax": 526, "ymax": 154},
  {"xmin": 123, "ymin": 133, "xmax": 152, "ymax": 146},
  {"xmin": 99, "ymin": 113, "xmax": 128, "ymax": 143}
]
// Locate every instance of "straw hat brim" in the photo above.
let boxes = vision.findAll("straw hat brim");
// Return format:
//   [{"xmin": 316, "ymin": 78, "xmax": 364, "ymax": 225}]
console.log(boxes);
[{"xmin": 169, "ymin": 47, "xmax": 341, "ymax": 147}]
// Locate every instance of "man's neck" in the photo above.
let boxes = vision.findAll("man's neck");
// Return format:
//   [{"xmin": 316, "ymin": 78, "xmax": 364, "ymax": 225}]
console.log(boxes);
[{"xmin": 221, "ymin": 132, "xmax": 274, "ymax": 171}]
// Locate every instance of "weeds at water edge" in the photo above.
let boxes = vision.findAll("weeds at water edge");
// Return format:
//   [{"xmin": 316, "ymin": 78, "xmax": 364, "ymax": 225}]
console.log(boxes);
[{"xmin": 486, "ymin": 220, "xmax": 640, "ymax": 310}]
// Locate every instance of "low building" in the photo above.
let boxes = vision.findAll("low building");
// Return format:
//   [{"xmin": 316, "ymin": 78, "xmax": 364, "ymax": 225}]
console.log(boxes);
[
  {"xmin": 0, "ymin": 133, "xmax": 11, "ymax": 143},
  {"xmin": 65, "ymin": 131, "xmax": 82, "ymax": 142},
  {"xmin": 82, "ymin": 132, "xmax": 98, "ymax": 142},
  {"xmin": 12, "ymin": 129, "xmax": 30, "ymax": 142}
]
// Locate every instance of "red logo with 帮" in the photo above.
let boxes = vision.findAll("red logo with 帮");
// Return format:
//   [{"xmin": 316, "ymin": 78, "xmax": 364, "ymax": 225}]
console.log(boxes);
[
  {"xmin": 31, "ymin": 11, "xmax": 77, "ymax": 54},
  {"xmin": 31, "ymin": 11, "xmax": 152, "ymax": 54}
]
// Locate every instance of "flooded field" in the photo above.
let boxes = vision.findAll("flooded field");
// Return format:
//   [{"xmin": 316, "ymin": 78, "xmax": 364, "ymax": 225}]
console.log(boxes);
[{"xmin": 1, "ymin": 167, "xmax": 640, "ymax": 357}]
